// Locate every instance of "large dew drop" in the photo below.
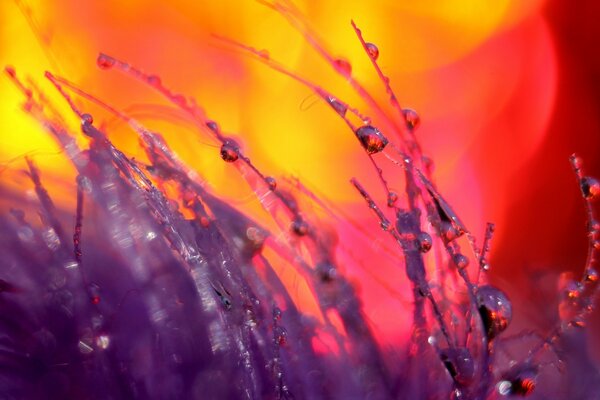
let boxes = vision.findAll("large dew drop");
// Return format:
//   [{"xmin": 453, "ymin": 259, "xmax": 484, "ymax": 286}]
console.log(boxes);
[{"xmin": 355, "ymin": 125, "xmax": 388, "ymax": 154}]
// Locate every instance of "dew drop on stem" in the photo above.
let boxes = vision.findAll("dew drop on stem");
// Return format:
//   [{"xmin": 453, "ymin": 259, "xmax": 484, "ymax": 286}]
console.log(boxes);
[
  {"xmin": 581, "ymin": 176, "xmax": 600, "ymax": 200},
  {"xmin": 81, "ymin": 113, "xmax": 93, "ymax": 125},
  {"xmin": 402, "ymin": 108, "xmax": 421, "ymax": 131},
  {"xmin": 477, "ymin": 285, "xmax": 512, "ymax": 340},
  {"xmin": 220, "ymin": 141, "xmax": 239, "ymax": 163},
  {"xmin": 291, "ymin": 218, "xmax": 309, "ymax": 236},
  {"xmin": 333, "ymin": 58, "xmax": 352, "ymax": 76},
  {"xmin": 265, "ymin": 176, "xmax": 277, "ymax": 191},
  {"xmin": 417, "ymin": 232, "xmax": 432, "ymax": 253},
  {"xmin": 355, "ymin": 125, "xmax": 388, "ymax": 154},
  {"xmin": 387, "ymin": 191, "xmax": 398, "ymax": 207},
  {"xmin": 453, "ymin": 253, "xmax": 469, "ymax": 269},
  {"xmin": 96, "ymin": 53, "xmax": 115, "ymax": 70},
  {"xmin": 365, "ymin": 42, "xmax": 379, "ymax": 61},
  {"xmin": 326, "ymin": 96, "xmax": 347, "ymax": 117}
]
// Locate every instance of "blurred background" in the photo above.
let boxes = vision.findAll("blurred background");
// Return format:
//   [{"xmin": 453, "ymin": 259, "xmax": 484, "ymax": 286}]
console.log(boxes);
[{"xmin": 1, "ymin": 0, "xmax": 599, "ymax": 359}]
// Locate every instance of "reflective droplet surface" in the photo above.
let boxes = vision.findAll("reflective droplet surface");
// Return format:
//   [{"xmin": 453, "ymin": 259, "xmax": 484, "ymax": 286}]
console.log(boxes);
[
  {"xmin": 97, "ymin": 54, "xmax": 115, "ymax": 70},
  {"xmin": 355, "ymin": 125, "xmax": 388, "ymax": 154},
  {"xmin": 581, "ymin": 176, "xmax": 600, "ymax": 200},
  {"xmin": 291, "ymin": 218, "xmax": 309, "ymax": 236},
  {"xmin": 265, "ymin": 176, "xmax": 277, "ymax": 190},
  {"xmin": 387, "ymin": 191, "xmax": 398, "ymax": 207},
  {"xmin": 453, "ymin": 253, "xmax": 469, "ymax": 269},
  {"xmin": 497, "ymin": 366, "xmax": 537, "ymax": 397},
  {"xmin": 440, "ymin": 347, "xmax": 475, "ymax": 385},
  {"xmin": 402, "ymin": 108, "xmax": 421, "ymax": 130},
  {"xmin": 477, "ymin": 285, "xmax": 512, "ymax": 340},
  {"xmin": 220, "ymin": 142, "xmax": 239, "ymax": 163},
  {"xmin": 417, "ymin": 232, "xmax": 432, "ymax": 253},
  {"xmin": 315, "ymin": 262, "xmax": 337, "ymax": 283},
  {"xmin": 440, "ymin": 221, "xmax": 459, "ymax": 242},
  {"xmin": 206, "ymin": 120, "xmax": 219, "ymax": 133},
  {"xmin": 326, "ymin": 96, "xmax": 347, "ymax": 117},
  {"xmin": 81, "ymin": 113, "xmax": 93, "ymax": 125},
  {"xmin": 333, "ymin": 58, "xmax": 352, "ymax": 76},
  {"xmin": 146, "ymin": 75, "xmax": 161, "ymax": 86},
  {"xmin": 585, "ymin": 267, "xmax": 599, "ymax": 283},
  {"xmin": 365, "ymin": 42, "xmax": 379, "ymax": 60}
]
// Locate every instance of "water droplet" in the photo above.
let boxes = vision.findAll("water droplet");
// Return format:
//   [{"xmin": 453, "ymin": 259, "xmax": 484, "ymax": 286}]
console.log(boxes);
[
  {"xmin": 564, "ymin": 280, "xmax": 582, "ymax": 299},
  {"xmin": 326, "ymin": 96, "xmax": 347, "ymax": 117},
  {"xmin": 453, "ymin": 253, "xmax": 469, "ymax": 269},
  {"xmin": 387, "ymin": 191, "xmax": 398, "ymax": 207},
  {"xmin": 581, "ymin": 176, "xmax": 600, "ymax": 200},
  {"xmin": 206, "ymin": 120, "xmax": 220, "ymax": 133},
  {"xmin": 498, "ymin": 366, "xmax": 537, "ymax": 397},
  {"xmin": 440, "ymin": 221, "xmax": 459, "ymax": 242},
  {"xmin": 273, "ymin": 307, "xmax": 282, "ymax": 321},
  {"xmin": 274, "ymin": 326, "xmax": 287, "ymax": 346},
  {"xmin": 96, "ymin": 53, "xmax": 115, "ymax": 70},
  {"xmin": 334, "ymin": 58, "xmax": 352, "ymax": 76},
  {"xmin": 265, "ymin": 176, "xmax": 277, "ymax": 190},
  {"xmin": 585, "ymin": 267, "xmax": 599, "ymax": 283},
  {"xmin": 258, "ymin": 49, "xmax": 270, "ymax": 59},
  {"xmin": 365, "ymin": 42, "xmax": 379, "ymax": 60},
  {"xmin": 315, "ymin": 262, "xmax": 337, "ymax": 283},
  {"xmin": 441, "ymin": 348, "xmax": 475, "ymax": 385},
  {"xmin": 173, "ymin": 94, "xmax": 187, "ymax": 107},
  {"xmin": 81, "ymin": 113, "xmax": 93, "ymax": 125},
  {"xmin": 355, "ymin": 125, "xmax": 388, "ymax": 154},
  {"xmin": 291, "ymin": 218, "xmax": 309, "ymax": 236},
  {"xmin": 146, "ymin": 75, "xmax": 161, "ymax": 86},
  {"xmin": 477, "ymin": 285, "xmax": 512, "ymax": 340},
  {"xmin": 380, "ymin": 220, "xmax": 391, "ymax": 231},
  {"xmin": 417, "ymin": 232, "xmax": 432, "ymax": 253},
  {"xmin": 402, "ymin": 108, "xmax": 421, "ymax": 130},
  {"xmin": 220, "ymin": 142, "xmax": 239, "ymax": 163},
  {"xmin": 570, "ymin": 154, "xmax": 583, "ymax": 169}
]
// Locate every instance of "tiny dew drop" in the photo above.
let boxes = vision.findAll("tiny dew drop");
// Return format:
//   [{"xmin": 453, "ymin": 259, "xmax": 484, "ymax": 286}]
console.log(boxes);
[
  {"xmin": 402, "ymin": 108, "xmax": 421, "ymax": 131},
  {"xmin": 291, "ymin": 218, "xmax": 309, "ymax": 236},
  {"xmin": 497, "ymin": 366, "xmax": 537, "ymax": 397},
  {"xmin": 274, "ymin": 326, "xmax": 287, "ymax": 346},
  {"xmin": 477, "ymin": 285, "xmax": 512, "ymax": 340},
  {"xmin": 417, "ymin": 232, "xmax": 432, "ymax": 253},
  {"xmin": 333, "ymin": 58, "xmax": 352, "ymax": 76},
  {"xmin": 365, "ymin": 42, "xmax": 379, "ymax": 61},
  {"xmin": 97, "ymin": 53, "xmax": 115, "ymax": 70},
  {"xmin": 355, "ymin": 125, "xmax": 388, "ymax": 154},
  {"xmin": 146, "ymin": 75, "xmax": 161, "ymax": 86},
  {"xmin": 206, "ymin": 120, "xmax": 220, "ymax": 133},
  {"xmin": 380, "ymin": 220, "xmax": 391, "ymax": 231},
  {"xmin": 265, "ymin": 176, "xmax": 277, "ymax": 191},
  {"xmin": 273, "ymin": 306, "xmax": 282, "ymax": 321},
  {"xmin": 585, "ymin": 267, "xmax": 599, "ymax": 283},
  {"xmin": 581, "ymin": 176, "xmax": 600, "ymax": 200},
  {"xmin": 387, "ymin": 191, "xmax": 398, "ymax": 207},
  {"xmin": 81, "ymin": 113, "xmax": 93, "ymax": 125},
  {"xmin": 440, "ymin": 221, "xmax": 460, "ymax": 242},
  {"xmin": 326, "ymin": 96, "xmax": 347, "ymax": 117},
  {"xmin": 453, "ymin": 253, "xmax": 469, "ymax": 269}
]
